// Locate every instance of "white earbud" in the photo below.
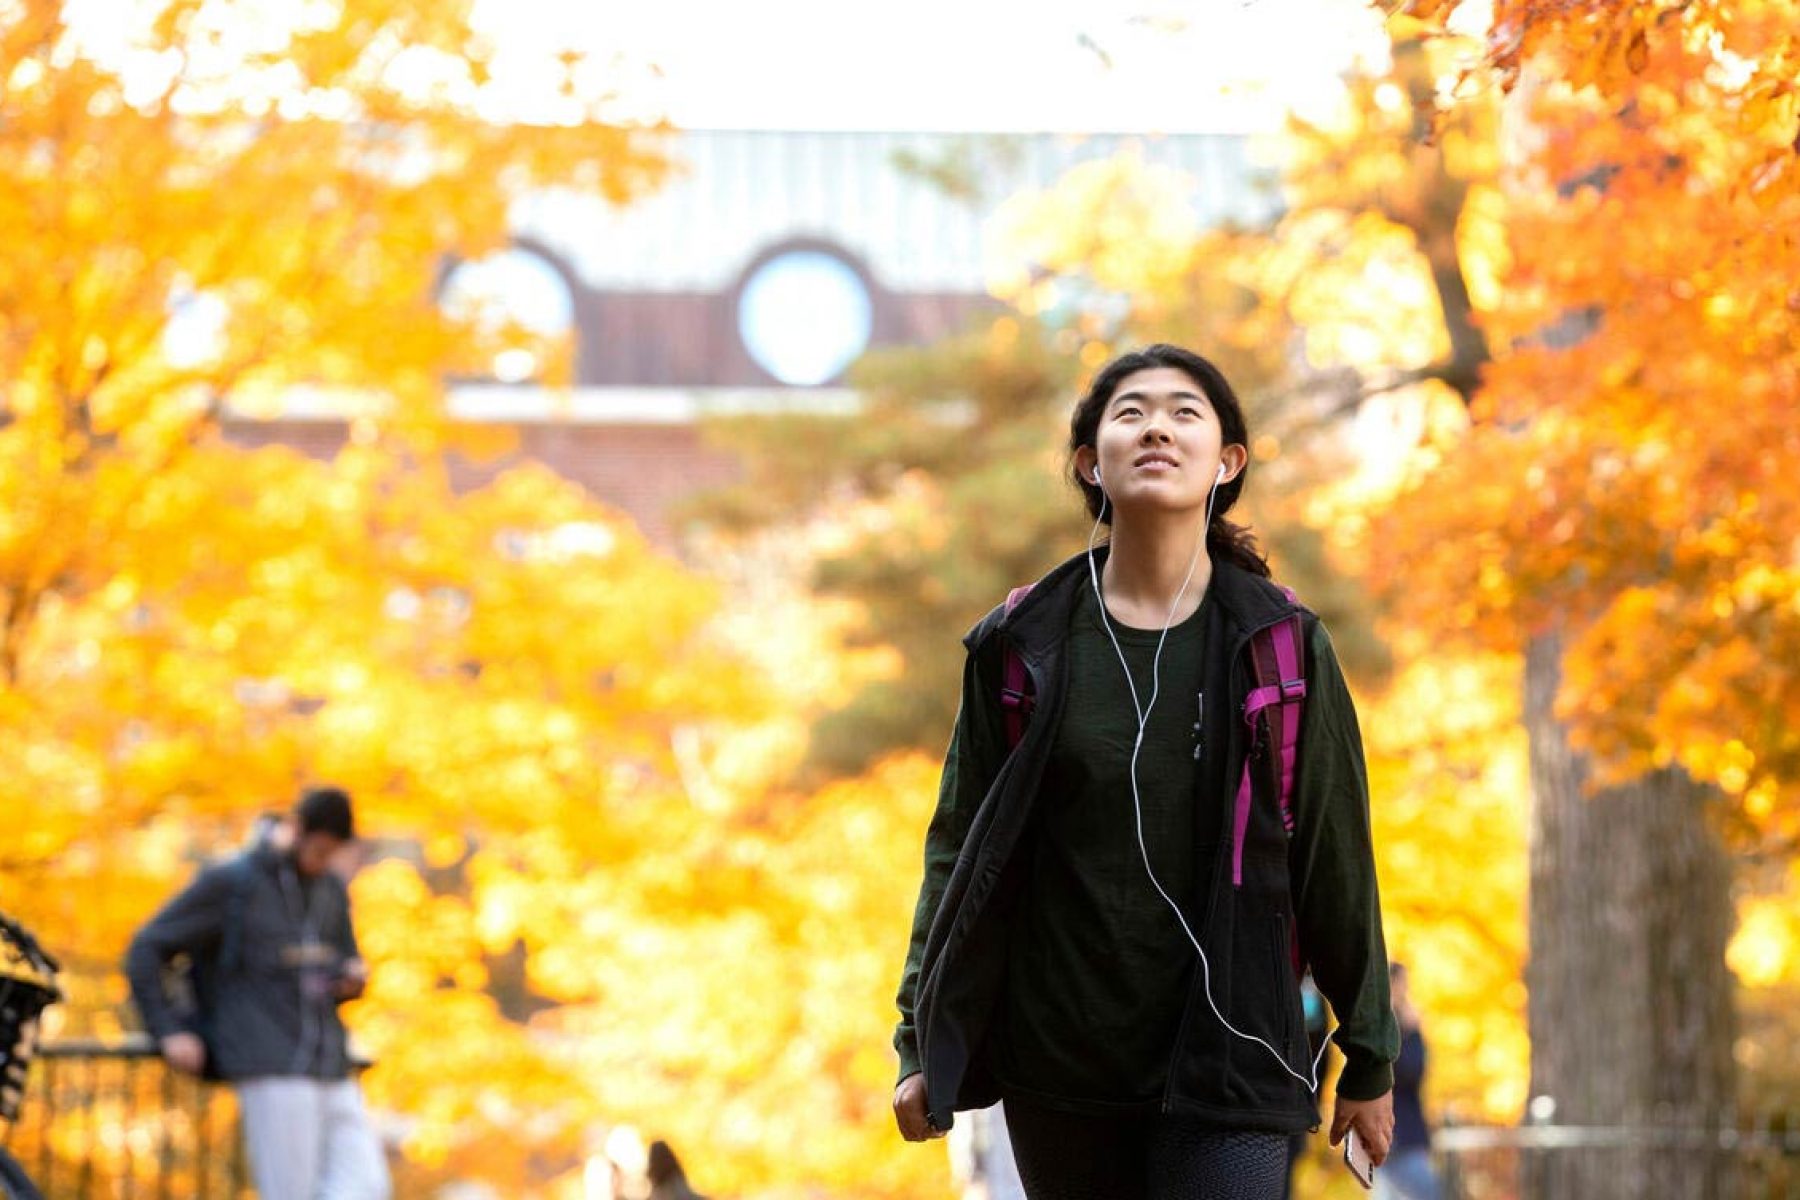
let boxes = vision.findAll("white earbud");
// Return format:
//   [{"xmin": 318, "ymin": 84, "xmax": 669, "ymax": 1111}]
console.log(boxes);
[
  {"xmin": 1216, "ymin": 463, "xmax": 1227, "ymax": 483},
  {"xmin": 1092, "ymin": 465, "xmax": 1103, "ymax": 486}
]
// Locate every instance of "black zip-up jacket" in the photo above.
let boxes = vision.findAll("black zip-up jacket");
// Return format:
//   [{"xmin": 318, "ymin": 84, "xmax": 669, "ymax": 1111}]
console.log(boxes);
[
  {"xmin": 894, "ymin": 550, "xmax": 1398, "ymax": 1132},
  {"xmin": 126, "ymin": 844, "xmax": 360, "ymax": 1081}
]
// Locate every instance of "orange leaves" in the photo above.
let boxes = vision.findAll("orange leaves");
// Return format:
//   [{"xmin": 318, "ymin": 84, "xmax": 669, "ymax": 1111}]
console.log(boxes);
[
  {"xmin": 1562, "ymin": 568, "xmax": 1800, "ymax": 820},
  {"xmin": 1422, "ymin": 0, "xmax": 1663, "ymax": 94},
  {"xmin": 1361, "ymin": 649, "xmax": 1532, "ymax": 1119},
  {"xmin": 630, "ymin": 752, "xmax": 949, "ymax": 1197},
  {"xmin": 0, "ymin": 6, "xmax": 711, "ymax": 1193},
  {"xmin": 1357, "ymin": 0, "xmax": 1800, "ymax": 843},
  {"xmin": 1425, "ymin": 0, "xmax": 1800, "ymax": 167},
  {"xmin": 387, "ymin": 743, "xmax": 957, "ymax": 1199},
  {"xmin": 0, "ymin": 411, "xmax": 800, "ymax": 1191},
  {"xmin": 1729, "ymin": 869, "xmax": 1800, "ymax": 990},
  {"xmin": 1, "ymin": 0, "xmax": 669, "ymax": 456},
  {"xmin": 1263, "ymin": 209, "xmax": 1456, "ymax": 374},
  {"xmin": 984, "ymin": 150, "xmax": 1210, "ymax": 307}
]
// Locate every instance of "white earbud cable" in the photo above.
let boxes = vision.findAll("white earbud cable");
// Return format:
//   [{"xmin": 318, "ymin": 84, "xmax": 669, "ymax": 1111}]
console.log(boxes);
[{"xmin": 1086, "ymin": 470, "xmax": 1329, "ymax": 1094}]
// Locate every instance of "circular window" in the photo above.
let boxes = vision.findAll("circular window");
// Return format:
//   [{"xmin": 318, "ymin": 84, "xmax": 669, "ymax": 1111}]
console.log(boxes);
[
  {"xmin": 737, "ymin": 250, "xmax": 874, "ymax": 386},
  {"xmin": 441, "ymin": 249, "xmax": 575, "ymax": 383}
]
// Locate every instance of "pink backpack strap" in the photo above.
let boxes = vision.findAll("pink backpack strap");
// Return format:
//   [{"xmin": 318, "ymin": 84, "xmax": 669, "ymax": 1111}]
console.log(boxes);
[
  {"xmin": 1000, "ymin": 585, "xmax": 1035, "ymax": 750},
  {"xmin": 1231, "ymin": 587, "xmax": 1307, "ymax": 887}
]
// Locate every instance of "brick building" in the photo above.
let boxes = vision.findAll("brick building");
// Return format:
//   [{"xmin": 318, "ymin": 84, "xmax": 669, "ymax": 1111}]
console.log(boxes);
[{"xmin": 226, "ymin": 129, "xmax": 1274, "ymax": 546}]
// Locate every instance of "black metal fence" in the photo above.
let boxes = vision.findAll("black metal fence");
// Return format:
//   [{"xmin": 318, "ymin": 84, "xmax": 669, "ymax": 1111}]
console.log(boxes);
[
  {"xmin": 1438, "ymin": 1113, "xmax": 1800, "ymax": 1200},
  {"xmin": 0, "ymin": 1036, "xmax": 250, "ymax": 1200}
]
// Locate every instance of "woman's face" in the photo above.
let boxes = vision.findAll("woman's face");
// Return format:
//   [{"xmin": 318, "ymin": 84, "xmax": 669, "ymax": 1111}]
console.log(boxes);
[{"xmin": 1078, "ymin": 366, "xmax": 1244, "ymax": 515}]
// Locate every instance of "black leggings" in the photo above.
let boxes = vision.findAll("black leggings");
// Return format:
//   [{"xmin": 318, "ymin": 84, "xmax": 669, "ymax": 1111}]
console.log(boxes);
[{"xmin": 1004, "ymin": 1098, "xmax": 1289, "ymax": 1200}]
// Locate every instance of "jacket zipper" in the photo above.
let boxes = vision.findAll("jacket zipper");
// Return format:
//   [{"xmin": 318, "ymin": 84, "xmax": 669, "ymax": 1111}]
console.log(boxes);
[{"xmin": 1192, "ymin": 691, "xmax": 1205, "ymax": 761}]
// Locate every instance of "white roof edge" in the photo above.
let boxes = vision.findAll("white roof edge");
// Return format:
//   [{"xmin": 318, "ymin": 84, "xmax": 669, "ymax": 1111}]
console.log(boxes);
[
  {"xmin": 223, "ymin": 384, "xmax": 862, "ymax": 426},
  {"xmin": 648, "ymin": 128, "xmax": 1251, "ymax": 138}
]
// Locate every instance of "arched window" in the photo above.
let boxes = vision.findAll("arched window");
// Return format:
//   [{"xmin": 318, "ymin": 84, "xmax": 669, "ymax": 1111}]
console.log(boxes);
[
  {"xmin": 440, "ymin": 247, "xmax": 577, "ymax": 383},
  {"xmin": 735, "ymin": 247, "xmax": 874, "ymax": 386}
]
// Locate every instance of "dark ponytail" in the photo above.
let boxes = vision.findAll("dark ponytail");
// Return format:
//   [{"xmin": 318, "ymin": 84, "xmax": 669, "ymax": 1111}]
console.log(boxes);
[{"xmin": 1067, "ymin": 344, "xmax": 1270, "ymax": 579}]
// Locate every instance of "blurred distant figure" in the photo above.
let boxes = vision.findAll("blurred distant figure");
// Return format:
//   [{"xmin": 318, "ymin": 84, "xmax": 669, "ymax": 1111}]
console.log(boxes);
[
  {"xmin": 126, "ymin": 787, "xmax": 388, "ymax": 1200},
  {"xmin": 1374, "ymin": 963, "xmax": 1440, "ymax": 1200},
  {"xmin": 646, "ymin": 1139, "xmax": 708, "ymax": 1200}
]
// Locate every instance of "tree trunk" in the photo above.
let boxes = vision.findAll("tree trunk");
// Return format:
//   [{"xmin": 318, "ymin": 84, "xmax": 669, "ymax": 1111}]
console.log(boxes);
[{"xmin": 1523, "ymin": 633, "xmax": 1737, "ymax": 1199}]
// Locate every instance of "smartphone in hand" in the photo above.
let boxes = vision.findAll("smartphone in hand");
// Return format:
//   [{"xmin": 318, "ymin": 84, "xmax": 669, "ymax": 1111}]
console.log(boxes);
[{"xmin": 1343, "ymin": 1128, "xmax": 1375, "ymax": 1190}]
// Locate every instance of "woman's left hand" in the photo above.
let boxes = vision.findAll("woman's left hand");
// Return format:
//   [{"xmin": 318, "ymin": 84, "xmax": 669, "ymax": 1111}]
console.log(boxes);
[{"xmin": 1330, "ymin": 1091, "xmax": 1395, "ymax": 1165}]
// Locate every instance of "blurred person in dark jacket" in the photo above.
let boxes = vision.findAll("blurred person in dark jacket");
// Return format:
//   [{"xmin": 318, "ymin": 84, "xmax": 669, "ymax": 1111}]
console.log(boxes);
[{"xmin": 126, "ymin": 787, "xmax": 388, "ymax": 1200}]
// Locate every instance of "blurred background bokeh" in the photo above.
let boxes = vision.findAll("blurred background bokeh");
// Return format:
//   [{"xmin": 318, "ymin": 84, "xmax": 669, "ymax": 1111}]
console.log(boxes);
[{"xmin": 3, "ymin": 0, "xmax": 1798, "ymax": 1195}]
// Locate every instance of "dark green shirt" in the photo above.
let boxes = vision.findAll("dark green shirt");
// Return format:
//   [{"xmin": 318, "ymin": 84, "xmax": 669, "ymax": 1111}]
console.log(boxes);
[{"xmin": 997, "ymin": 584, "xmax": 1221, "ymax": 1109}]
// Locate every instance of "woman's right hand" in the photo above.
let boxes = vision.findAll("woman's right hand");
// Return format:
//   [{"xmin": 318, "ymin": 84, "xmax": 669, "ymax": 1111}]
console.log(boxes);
[{"xmin": 893, "ymin": 1073, "xmax": 943, "ymax": 1142}]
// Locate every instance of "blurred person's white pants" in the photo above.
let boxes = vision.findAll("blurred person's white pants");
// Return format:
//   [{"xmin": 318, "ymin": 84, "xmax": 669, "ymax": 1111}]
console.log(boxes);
[
  {"xmin": 1372, "ymin": 1147, "xmax": 1440, "ymax": 1200},
  {"xmin": 949, "ymin": 1102, "xmax": 1026, "ymax": 1200},
  {"xmin": 238, "ymin": 1077, "xmax": 390, "ymax": 1200}
]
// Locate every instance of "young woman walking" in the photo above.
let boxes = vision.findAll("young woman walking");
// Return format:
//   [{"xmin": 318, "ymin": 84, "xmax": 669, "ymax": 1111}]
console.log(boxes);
[{"xmin": 892, "ymin": 345, "xmax": 1398, "ymax": 1199}]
